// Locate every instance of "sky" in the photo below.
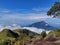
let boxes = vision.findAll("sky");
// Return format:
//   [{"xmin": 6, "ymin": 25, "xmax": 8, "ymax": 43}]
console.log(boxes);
[{"xmin": 0, "ymin": 0, "xmax": 60, "ymax": 27}]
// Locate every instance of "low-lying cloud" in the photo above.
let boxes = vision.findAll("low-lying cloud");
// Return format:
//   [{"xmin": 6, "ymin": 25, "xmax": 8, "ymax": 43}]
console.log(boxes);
[{"xmin": 0, "ymin": 24, "xmax": 51, "ymax": 34}]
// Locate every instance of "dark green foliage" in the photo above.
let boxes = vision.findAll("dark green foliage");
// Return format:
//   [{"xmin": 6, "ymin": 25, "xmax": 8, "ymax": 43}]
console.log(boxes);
[
  {"xmin": 13, "ymin": 29, "xmax": 40, "ymax": 40},
  {"xmin": 45, "ymin": 29, "xmax": 60, "ymax": 40},
  {"xmin": 0, "ymin": 29, "xmax": 41, "ymax": 45},
  {"xmin": 41, "ymin": 31, "xmax": 47, "ymax": 38},
  {"xmin": 54, "ymin": 29, "xmax": 60, "ymax": 32},
  {"xmin": 22, "ymin": 29, "xmax": 29, "ymax": 35},
  {"xmin": 0, "ymin": 39, "xmax": 11, "ymax": 45},
  {"xmin": 1, "ymin": 29, "xmax": 19, "ymax": 38},
  {"xmin": 47, "ymin": 2, "xmax": 60, "ymax": 16},
  {"xmin": 22, "ymin": 29, "xmax": 39, "ymax": 36}
]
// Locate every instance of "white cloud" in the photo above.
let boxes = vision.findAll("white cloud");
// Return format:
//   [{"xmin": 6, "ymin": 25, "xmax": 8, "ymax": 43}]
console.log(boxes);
[
  {"xmin": 22, "ymin": 27, "xmax": 51, "ymax": 34},
  {"xmin": 0, "ymin": 13, "xmax": 52, "ymax": 20},
  {"xmin": 0, "ymin": 24, "xmax": 51, "ymax": 34},
  {"xmin": 0, "ymin": 12, "xmax": 52, "ymax": 25},
  {"xmin": 27, "ymin": 15, "xmax": 52, "ymax": 20},
  {"xmin": 32, "ymin": 8, "xmax": 42, "ymax": 12},
  {"xmin": 0, "ymin": 9, "xmax": 10, "ymax": 13},
  {"xmin": 0, "ymin": 8, "xmax": 54, "ymax": 25},
  {"xmin": 1, "ymin": 10, "xmax": 10, "ymax": 13},
  {"xmin": 32, "ymin": 7, "xmax": 49, "ymax": 12},
  {"xmin": 0, "ymin": 24, "xmax": 22, "ymax": 31}
]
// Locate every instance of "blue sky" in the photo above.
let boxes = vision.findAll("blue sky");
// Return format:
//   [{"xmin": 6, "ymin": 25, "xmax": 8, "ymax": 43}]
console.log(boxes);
[
  {"xmin": 0, "ymin": 0, "xmax": 60, "ymax": 9},
  {"xmin": 0, "ymin": 0, "xmax": 60, "ymax": 27}
]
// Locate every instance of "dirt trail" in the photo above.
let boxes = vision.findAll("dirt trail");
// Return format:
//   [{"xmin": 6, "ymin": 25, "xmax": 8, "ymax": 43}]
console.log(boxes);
[{"xmin": 33, "ymin": 40, "xmax": 60, "ymax": 45}]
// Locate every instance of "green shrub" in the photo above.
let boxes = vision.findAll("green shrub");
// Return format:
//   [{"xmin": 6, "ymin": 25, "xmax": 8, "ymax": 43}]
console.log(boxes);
[
  {"xmin": 41, "ymin": 31, "xmax": 47, "ymax": 38},
  {"xmin": 0, "ymin": 39, "xmax": 11, "ymax": 45}
]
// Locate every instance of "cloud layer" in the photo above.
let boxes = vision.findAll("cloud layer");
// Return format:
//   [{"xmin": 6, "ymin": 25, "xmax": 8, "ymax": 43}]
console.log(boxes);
[
  {"xmin": 0, "ymin": 24, "xmax": 51, "ymax": 34},
  {"xmin": 0, "ymin": 8, "xmax": 52, "ymax": 25},
  {"xmin": 0, "ymin": 8, "xmax": 60, "ymax": 27}
]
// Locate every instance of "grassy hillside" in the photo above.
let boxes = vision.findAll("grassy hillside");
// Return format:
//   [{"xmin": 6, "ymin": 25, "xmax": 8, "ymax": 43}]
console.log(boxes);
[
  {"xmin": 0, "ymin": 28, "xmax": 40, "ymax": 45},
  {"xmin": 0, "ymin": 28, "xmax": 60, "ymax": 45},
  {"xmin": 45, "ymin": 29, "xmax": 60, "ymax": 41}
]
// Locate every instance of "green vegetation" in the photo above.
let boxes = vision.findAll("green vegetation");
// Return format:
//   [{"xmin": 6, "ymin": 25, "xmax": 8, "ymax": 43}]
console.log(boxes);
[
  {"xmin": 0, "ymin": 29, "xmax": 40, "ymax": 45},
  {"xmin": 47, "ymin": 2, "xmax": 60, "ymax": 17},
  {"xmin": 45, "ymin": 29, "xmax": 60, "ymax": 41},
  {"xmin": 0, "ymin": 28, "xmax": 60, "ymax": 45},
  {"xmin": 41, "ymin": 31, "xmax": 47, "ymax": 38},
  {"xmin": 0, "ymin": 39, "xmax": 11, "ymax": 45}
]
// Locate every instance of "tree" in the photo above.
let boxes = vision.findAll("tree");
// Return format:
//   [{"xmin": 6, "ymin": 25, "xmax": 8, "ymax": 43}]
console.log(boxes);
[
  {"xmin": 41, "ymin": 31, "xmax": 47, "ymax": 38},
  {"xmin": 47, "ymin": 2, "xmax": 60, "ymax": 17}
]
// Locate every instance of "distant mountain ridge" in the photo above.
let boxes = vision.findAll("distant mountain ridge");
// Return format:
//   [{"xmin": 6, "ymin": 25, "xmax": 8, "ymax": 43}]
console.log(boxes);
[
  {"xmin": 27, "ymin": 21, "xmax": 56, "ymax": 30},
  {"xmin": 0, "ymin": 29, "xmax": 39, "ymax": 40}
]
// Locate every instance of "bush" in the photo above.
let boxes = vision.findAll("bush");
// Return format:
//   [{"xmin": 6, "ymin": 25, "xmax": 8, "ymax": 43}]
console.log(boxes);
[
  {"xmin": 41, "ymin": 31, "xmax": 47, "ymax": 38},
  {"xmin": 0, "ymin": 39, "xmax": 11, "ymax": 45}
]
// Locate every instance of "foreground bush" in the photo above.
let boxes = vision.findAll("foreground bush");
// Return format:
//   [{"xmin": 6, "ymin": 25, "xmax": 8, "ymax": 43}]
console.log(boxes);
[
  {"xmin": 41, "ymin": 31, "xmax": 47, "ymax": 38},
  {"xmin": 0, "ymin": 39, "xmax": 11, "ymax": 45}
]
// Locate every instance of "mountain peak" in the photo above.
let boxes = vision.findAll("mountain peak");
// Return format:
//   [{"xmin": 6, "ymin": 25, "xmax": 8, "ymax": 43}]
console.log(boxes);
[
  {"xmin": 27, "ymin": 21, "xmax": 56, "ymax": 30},
  {"xmin": 37, "ymin": 21, "xmax": 48, "ymax": 25}
]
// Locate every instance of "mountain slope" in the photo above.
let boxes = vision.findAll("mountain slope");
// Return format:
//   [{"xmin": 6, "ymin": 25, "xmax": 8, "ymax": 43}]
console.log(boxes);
[
  {"xmin": 0, "ymin": 29, "xmax": 40, "ymax": 40},
  {"xmin": 45, "ymin": 29, "xmax": 60, "ymax": 41},
  {"xmin": 27, "ymin": 21, "xmax": 56, "ymax": 30},
  {"xmin": 13, "ymin": 29, "xmax": 40, "ymax": 37},
  {"xmin": 0, "ymin": 29, "xmax": 19, "ymax": 39}
]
